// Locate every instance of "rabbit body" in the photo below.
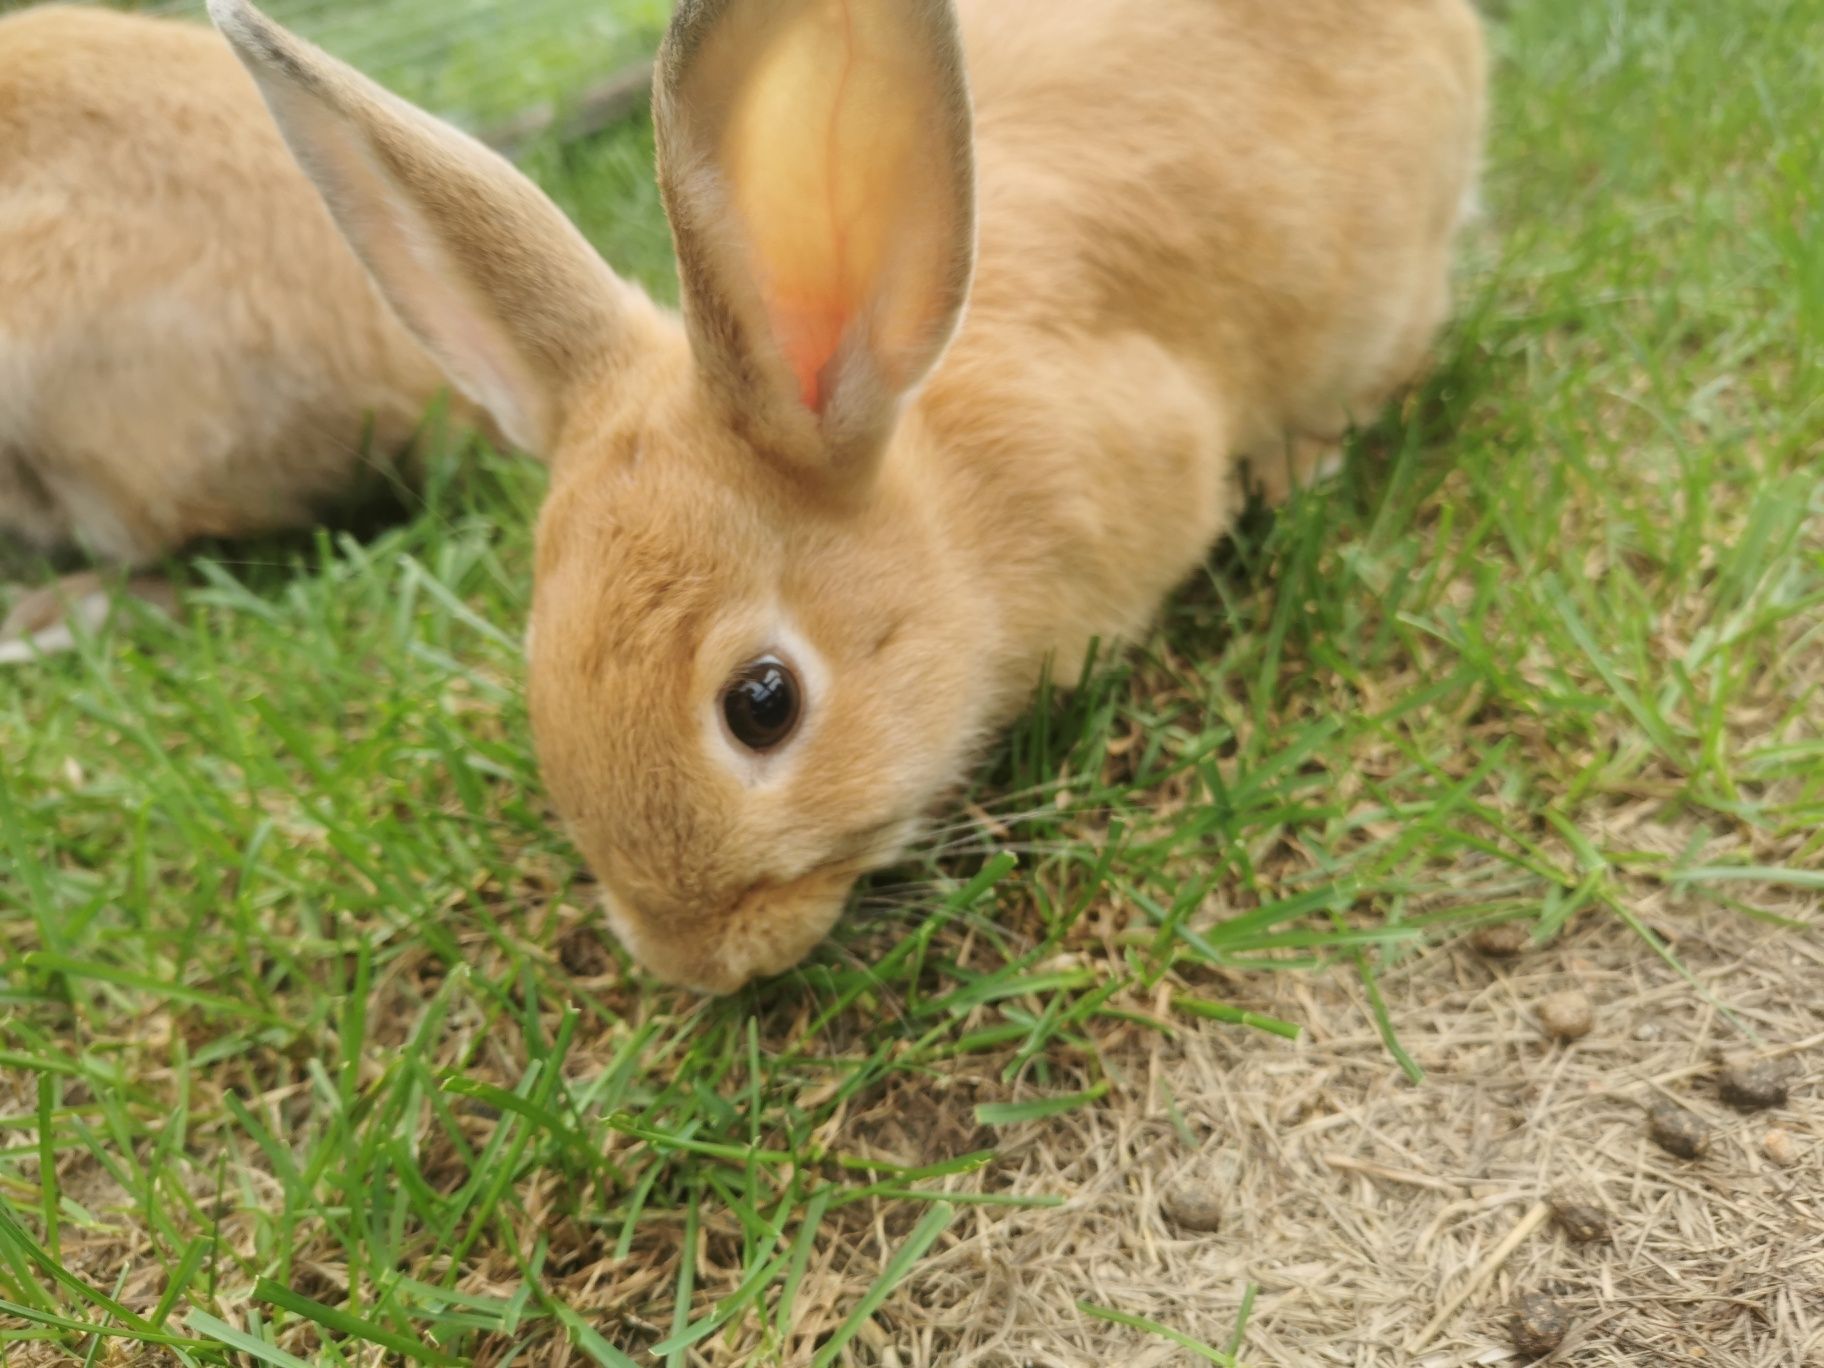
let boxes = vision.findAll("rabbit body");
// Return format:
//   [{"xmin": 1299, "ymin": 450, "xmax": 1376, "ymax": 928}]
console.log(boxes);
[
  {"xmin": 0, "ymin": 5, "xmax": 451, "ymax": 566},
  {"xmin": 212, "ymin": 0, "xmax": 1485, "ymax": 992},
  {"xmin": 922, "ymin": 0, "xmax": 1486, "ymax": 683}
]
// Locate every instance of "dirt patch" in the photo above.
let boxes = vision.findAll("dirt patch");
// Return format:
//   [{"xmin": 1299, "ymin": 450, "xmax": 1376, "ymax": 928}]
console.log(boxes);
[{"xmin": 875, "ymin": 907, "xmax": 1824, "ymax": 1366}]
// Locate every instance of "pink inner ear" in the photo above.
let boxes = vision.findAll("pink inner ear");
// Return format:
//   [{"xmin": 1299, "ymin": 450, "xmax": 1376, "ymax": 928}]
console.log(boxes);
[
  {"xmin": 713, "ymin": 0, "xmax": 954, "ymax": 422},
  {"xmin": 766, "ymin": 288, "xmax": 852, "ymax": 414}
]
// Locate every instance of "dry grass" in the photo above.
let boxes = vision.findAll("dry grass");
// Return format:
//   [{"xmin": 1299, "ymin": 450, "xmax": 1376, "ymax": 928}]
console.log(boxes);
[{"xmin": 872, "ymin": 908, "xmax": 1822, "ymax": 1367}]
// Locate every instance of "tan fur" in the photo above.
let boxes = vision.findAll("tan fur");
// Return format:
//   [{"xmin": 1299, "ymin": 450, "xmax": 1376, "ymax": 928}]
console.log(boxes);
[
  {"xmin": 0, "ymin": 5, "xmax": 458, "ymax": 569},
  {"xmin": 214, "ymin": 0, "xmax": 1487, "ymax": 992}
]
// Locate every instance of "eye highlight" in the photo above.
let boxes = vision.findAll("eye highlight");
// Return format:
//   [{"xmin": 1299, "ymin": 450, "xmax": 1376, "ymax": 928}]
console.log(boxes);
[{"xmin": 721, "ymin": 656, "xmax": 801, "ymax": 752}]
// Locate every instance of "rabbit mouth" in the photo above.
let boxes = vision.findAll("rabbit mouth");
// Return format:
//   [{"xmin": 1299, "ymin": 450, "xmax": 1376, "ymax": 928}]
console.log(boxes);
[
  {"xmin": 596, "ymin": 812, "xmax": 922, "ymax": 994},
  {"xmin": 604, "ymin": 861, "xmax": 861, "ymax": 996}
]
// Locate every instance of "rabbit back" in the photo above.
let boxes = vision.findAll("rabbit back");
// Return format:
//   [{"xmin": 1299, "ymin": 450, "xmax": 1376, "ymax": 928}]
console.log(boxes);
[
  {"xmin": 958, "ymin": 0, "xmax": 1483, "ymax": 451},
  {"xmin": 903, "ymin": 0, "xmax": 1486, "ymax": 672}
]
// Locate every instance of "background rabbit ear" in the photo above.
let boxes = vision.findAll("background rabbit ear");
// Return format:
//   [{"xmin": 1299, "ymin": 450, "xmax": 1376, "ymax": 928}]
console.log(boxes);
[
  {"xmin": 208, "ymin": 0, "xmax": 635, "ymax": 453},
  {"xmin": 655, "ymin": 0, "xmax": 976, "ymax": 485}
]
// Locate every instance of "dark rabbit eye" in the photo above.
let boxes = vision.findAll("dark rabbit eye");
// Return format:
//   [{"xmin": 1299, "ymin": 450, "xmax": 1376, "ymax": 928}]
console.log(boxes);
[{"xmin": 722, "ymin": 657, "xmax": 801, "ymax": 752}]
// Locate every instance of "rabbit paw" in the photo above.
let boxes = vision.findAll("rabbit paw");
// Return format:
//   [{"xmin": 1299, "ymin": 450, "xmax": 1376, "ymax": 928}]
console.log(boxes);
[{"xmin": 0, "ymin": 571, "xmax": 177, "ymax": 664}]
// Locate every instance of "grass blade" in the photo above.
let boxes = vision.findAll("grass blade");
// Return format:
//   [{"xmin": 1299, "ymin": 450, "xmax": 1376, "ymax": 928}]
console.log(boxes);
[
  {"xmin": 254, "ymin": 1279, "xmax": 458, "ymax": 1366},
  {"xmin": 185, "ymin": 1311, "xmax": 318, "ymax": 1368},
  {"xmin": 810, "ymin": 1203, "xmax": 955, "ymax": 1368},
  {"xmin": 0, "ymin": 1297, "xmax": 205, "ymax": 1349},
  {"xmin": 21, "ymin": 953, "xmax": 286, "ymax": 1029},
  {"xmin": 1077, "ymin": 1300, "xmax": 1238, "ymax": 1366},
  {"xmin": 975, "ymin": 1083, "xmax": 1110, "ymax": 1127},
  {"xmin": 1171, "ymin": 996, "xmax": 1303, "ymax": 1040}
]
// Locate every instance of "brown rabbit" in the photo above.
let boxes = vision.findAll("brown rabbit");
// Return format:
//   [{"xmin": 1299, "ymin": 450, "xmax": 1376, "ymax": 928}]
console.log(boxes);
[
  {"xmin": 212, "ymin": 0, "xmax": 1486, "ymax": 992},
  {"xmin": 0, "ymin": 4, "xmax": 462, "ymax": 661}
]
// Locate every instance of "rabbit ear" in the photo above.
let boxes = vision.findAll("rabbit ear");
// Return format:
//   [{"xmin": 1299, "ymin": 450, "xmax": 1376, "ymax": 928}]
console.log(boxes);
[
  {"xmin": 208, "ymin": 0, "xmax": 635, "ymax": 453},
  {"xmin": 655, "ymin": 0, "xmax": 975, "ymax": 483}
]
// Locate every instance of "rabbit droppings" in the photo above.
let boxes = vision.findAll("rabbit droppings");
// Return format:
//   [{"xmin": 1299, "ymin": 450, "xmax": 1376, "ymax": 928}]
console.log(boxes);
[
  {"xmin": 0, "ymin": 5, "xmax": 462, "ymax": 662},
  {"xmin": 213, "ymin": 0, "xmax": 1487, "ymax": 992}
]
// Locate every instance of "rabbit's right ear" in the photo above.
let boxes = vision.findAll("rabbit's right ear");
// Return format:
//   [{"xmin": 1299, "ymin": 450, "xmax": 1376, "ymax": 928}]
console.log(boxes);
[
  {"xmin": 655, "ymin": 0, "xmax": 975, "ymax": 486},
  {"xmin": 208, "ymin": 0, "xmax": 635, "ymax": 453}
]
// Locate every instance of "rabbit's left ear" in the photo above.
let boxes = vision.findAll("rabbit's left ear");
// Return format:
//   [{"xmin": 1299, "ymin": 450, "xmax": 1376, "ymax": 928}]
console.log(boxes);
[
  {"xmin": 208, "ymin": 0, "xmax": 638, "ymax": 454},
  {"xmin": 655, "ymin": 0, "xmax": 976, "ymax": 485}
]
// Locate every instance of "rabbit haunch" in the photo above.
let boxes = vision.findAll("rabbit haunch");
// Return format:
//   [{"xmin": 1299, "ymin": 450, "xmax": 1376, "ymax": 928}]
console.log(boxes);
[
  {"xmin": 213, "ymin": 0, "xmax": 1487, "ymax": 993},
  {"xmin": 0, "ymin": 5, "xmax": 463, "ymax": 659}
]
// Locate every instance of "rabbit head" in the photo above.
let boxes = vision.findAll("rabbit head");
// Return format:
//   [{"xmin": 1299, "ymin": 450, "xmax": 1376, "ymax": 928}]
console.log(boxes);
[{"xmin": 210, "ymin": 0, "xmax": 995, "ymax": 992}]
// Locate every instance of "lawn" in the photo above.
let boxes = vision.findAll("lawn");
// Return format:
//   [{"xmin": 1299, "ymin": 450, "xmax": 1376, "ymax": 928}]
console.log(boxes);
[
  {"xmin": 1, "ymin": 0, "xmax": 1820, "ymax": 1364},
  {"xmin": 135, "ymin": 0, "xmax": 667, "ymax": 132}
]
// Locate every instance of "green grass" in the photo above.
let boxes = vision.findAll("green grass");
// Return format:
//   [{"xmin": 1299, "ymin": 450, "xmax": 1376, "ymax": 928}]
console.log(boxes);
[
  {"xmin": 3, "ymin": 0, "xmax": 1822, "ymax": 1362},
  {"xmin": 130, "ymin": 0, "xmax": 667, "ymax": 131}
]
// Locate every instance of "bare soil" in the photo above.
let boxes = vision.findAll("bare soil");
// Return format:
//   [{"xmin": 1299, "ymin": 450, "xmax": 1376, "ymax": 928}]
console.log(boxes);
[{"xmin": 866, "ymin": 905, "xmax": 1824, "ymax": 1367}]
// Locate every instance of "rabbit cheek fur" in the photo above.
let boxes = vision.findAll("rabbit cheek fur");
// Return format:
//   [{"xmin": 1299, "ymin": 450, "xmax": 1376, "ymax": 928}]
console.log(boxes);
[{"xmin": 213, "ymin": 0, "xmax": 1485, "ymax": 993}]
